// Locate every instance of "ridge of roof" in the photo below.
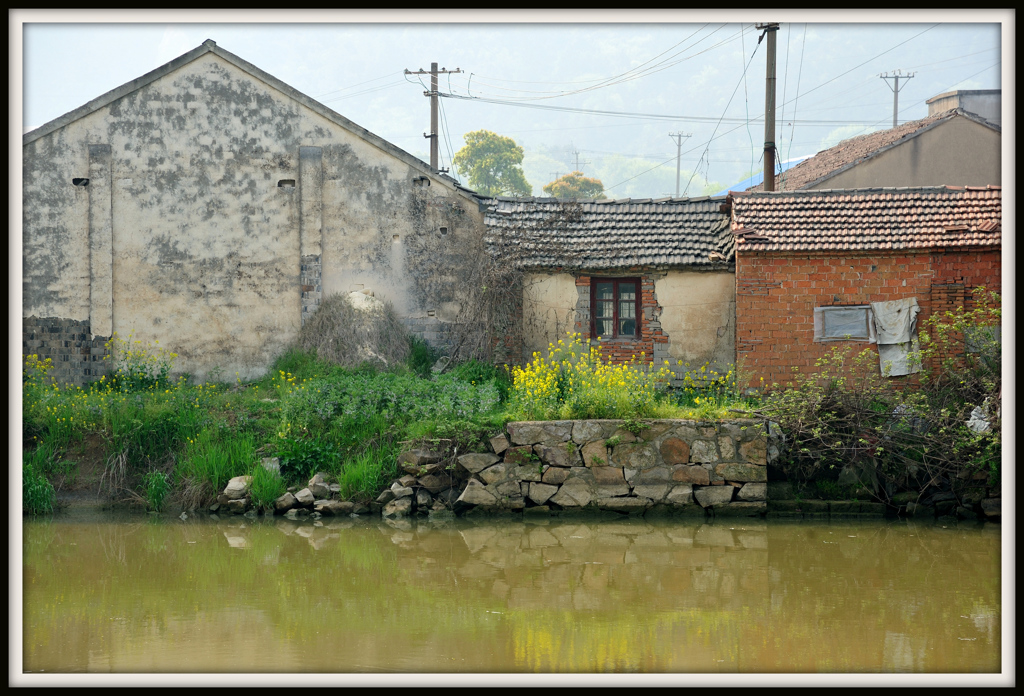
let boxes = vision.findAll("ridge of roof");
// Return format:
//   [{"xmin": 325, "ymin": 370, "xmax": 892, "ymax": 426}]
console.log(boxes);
[
  {"xmin": 488, "ymin": 194, "xmax": 728, "ymax": 206},
  {"xmin": 23, "ymin": 40, "xmax": 473, "ymax": 200},
  {"xmin": 748, "ymin": 108, "xmax": 1000, "ymax": 192},
  {"xmin": 733, "ymin": 184, "xmax": 1001, "ymax": 198}
]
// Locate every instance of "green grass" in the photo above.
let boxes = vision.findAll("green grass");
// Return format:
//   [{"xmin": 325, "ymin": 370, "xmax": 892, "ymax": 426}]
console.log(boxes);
[
  {"xmin": 23, "ymin": 453, "xmax": 56, "ymax": 515},
  {"xmin": 333, "ymin": 445, "xmax": 401, "ymax": 502},
  {"xmin": 246, "ymin": 462, "xmax": 287, "ymax": 512}
]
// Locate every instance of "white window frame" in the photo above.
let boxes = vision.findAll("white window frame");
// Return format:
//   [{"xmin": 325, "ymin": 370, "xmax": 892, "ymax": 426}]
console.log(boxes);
[{"xmin": 813, "ymin": 305, "xmax": 877, "ymax": 343}]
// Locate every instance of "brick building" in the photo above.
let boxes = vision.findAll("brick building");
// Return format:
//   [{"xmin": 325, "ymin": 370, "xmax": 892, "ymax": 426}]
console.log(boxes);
[
  {"xmin": 746, "ymin": 106, "xmax": 1000, "ymax": 192},
  {"xmin": 484, "ymin": 197, "xmax": 736, "ymax": 381},
  {"xmin": 729, "ymin": 186, "xmax": 1001, "ymax": 388}
]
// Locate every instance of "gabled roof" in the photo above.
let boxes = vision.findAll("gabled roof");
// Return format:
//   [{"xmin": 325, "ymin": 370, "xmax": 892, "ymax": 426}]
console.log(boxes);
[
  {"xmin": 747, "ymin": 108, "xmax": 1001, "ymax": 193},
  {"xmin": 484, "ymin": 196, "xmax": 734, "ymax": 270},
  {"xmin": 730, "ymin": 186, "xmax": 1001, "ymax": 253},
  {"xmin": 23, "ymin": 40, "xmax": 476, "ymax": 200}
]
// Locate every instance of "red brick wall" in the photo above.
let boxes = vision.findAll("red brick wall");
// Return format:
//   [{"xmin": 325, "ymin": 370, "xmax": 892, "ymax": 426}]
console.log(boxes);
[{"xmin": 735, "ymin": 248, "xmax": 1001, "ymax": 389}]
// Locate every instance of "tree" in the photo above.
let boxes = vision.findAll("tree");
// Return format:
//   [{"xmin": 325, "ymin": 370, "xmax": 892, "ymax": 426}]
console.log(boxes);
[
  {"xmin": 453, "ymin": 130, "xmax": 532, "ymax": 197},
  {"xmin": 542, "ymin": 171, "xmax": 605, "ymax": 199}
]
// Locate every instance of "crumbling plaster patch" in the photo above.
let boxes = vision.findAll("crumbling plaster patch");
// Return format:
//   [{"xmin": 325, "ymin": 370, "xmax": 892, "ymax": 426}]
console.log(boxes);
[{"xmin": 23, "ymin": 52, "xmax": 487, "ymax": 381}]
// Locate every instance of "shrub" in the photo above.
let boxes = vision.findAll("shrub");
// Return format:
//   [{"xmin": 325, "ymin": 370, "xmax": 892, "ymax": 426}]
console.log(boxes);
[
  {"xmin": 278, "ymin": 371, "xmax": 501, "ymax": 439},
  {"xmin": 507, "ymin": 332, "xmax": 673, "ymax": 421},
  {"xmin": 104, "ymin": 331, "xmax": 178, "ymax": 392},
  {"xmin": 755, "ymin": 291, "xmax": 1001, "ymax": 503},
  {"xmin": 275, "ymin": 435, "xmax": 338, "ymax": 481},
  {"xmin": 407, "ymin": 336, "xmax": 439, "ymax": 378},
  {"xmin": 296, "ymin": 292, "xmax": 411, "ymax": 370}
]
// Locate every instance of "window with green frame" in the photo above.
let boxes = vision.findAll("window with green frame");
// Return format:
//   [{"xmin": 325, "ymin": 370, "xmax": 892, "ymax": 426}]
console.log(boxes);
[{"xmin": 591, "ymin": 278, "xmax": 640, "ymax": 339}]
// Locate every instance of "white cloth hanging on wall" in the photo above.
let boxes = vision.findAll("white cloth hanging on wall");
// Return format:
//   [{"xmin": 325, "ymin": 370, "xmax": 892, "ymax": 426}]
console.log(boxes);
[{"xmin": 871, "ymin": 297, "xmax": 921, "ymax": 376}]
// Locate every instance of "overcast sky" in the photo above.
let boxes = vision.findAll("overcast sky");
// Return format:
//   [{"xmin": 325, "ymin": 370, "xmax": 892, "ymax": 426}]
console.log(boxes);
[{"xmin": 13, "ymin": 10, "xmax": 1011, "ymax": 198}]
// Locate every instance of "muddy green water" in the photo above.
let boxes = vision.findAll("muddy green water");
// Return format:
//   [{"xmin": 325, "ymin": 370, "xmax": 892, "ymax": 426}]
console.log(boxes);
[{"xmin": 22, "ymin": 512, "xmax": 1000, "ymax": 674}]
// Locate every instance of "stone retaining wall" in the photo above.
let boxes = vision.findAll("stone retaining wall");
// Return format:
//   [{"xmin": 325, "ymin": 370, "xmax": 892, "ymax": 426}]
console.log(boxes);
[
  {"xmin": 454, "ymin": 419, "xmax": 770, "ymax": 518},
  {"xmin": 212, "ymin": 419, "xmax": 1000, "ymax": 524}
]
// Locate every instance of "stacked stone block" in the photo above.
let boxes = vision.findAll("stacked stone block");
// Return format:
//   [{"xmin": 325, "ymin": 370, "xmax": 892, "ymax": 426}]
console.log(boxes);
[
  {"xmin": 456, "ymin": 419, "xmax": 769, "ymax": 518},
  {"xmin": 22, "ymin": 316, "xmax": 110, "ymax": 387}
]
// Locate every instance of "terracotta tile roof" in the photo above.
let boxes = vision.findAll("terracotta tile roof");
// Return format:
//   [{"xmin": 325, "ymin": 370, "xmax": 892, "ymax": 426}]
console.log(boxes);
[
  {"xmin": 483, "ymin": 197, "xmax": 733, "ymax": 269},
  {"xmin": 730, "ymin": 186, "xmax": 1001, "ymax": 252},
  {"xmin": 748, "ymin": 108, "xmax": 1000, "ymax": 192}
]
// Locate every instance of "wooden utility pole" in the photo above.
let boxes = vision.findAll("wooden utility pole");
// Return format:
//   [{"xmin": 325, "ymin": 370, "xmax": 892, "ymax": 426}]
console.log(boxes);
[
  {"xmin": 880, "ymin": 70, "xmax": 915, "ymax": 129},
  {"xmin": 668, "ymin": 132, "xmax": 691, "ymax": 197},
  {"xmin": 404, "ymin": 63, "xmax": 462, "ymax": 170},
  {"xmin": 757, "ymin": 23, "xmax": 780, "ymax": 192}
]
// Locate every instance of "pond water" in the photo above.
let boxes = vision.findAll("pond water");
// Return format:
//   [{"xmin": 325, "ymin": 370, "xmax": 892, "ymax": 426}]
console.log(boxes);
[{"xmin": 21, "ymin": 511, "xmax": 1001, "ymax": 675}]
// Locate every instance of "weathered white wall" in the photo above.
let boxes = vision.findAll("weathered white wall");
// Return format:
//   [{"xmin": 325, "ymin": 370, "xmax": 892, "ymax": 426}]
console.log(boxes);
[
  {"xmin": 522, "ymin": 273, "xmax": 579, "ymax": 355},
  {"xmin": 654, "ymin": 271, "xmax": 735, "ymax": 371},
  {"xmin": 23, "ymin": 51, "xmax": 485, "ymax": 381},
  {"xmin": 518, "ymin": 270, "xmax": 736, "ymax": 373}
]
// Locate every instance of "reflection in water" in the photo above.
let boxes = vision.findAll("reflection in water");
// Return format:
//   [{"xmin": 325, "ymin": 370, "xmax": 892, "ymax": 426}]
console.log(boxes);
[{"xmin": 23, "ymin": 514, "xmax": 1000, "ymax": 673}]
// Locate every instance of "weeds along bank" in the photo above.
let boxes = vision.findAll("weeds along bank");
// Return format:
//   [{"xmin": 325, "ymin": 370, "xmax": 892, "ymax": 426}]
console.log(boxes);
[
  {"xmin": 21, "ymin": 303, "xmax": 751, "ymax": 517},
  {"xmin": 22, "ymin": 292, "xmax": 1001, "ymax": 523}
]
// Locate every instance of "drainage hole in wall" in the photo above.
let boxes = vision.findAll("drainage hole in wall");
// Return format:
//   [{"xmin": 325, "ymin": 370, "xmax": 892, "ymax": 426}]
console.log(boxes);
[
  {"xmin": 439, "ymin": 226, "xmax": 448, "ymax": 235},
  {"xmin": 278, "ymin": 179, "xmax": 296, "ymax": 188},
  {"xmin": 72, "ymin": 178, "xmax": 90, "ymax": 187}
]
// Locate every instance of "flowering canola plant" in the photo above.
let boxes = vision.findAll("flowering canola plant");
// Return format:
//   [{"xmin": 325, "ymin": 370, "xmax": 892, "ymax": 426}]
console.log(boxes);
[{"xmin": 508, "ymin": 332, "xmax": 673, "ymax": 421}]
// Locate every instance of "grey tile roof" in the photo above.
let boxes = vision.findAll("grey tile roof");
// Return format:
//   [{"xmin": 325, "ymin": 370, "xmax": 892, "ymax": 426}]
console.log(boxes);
[{"xmin": 484, "ymin": 197, "xmax": 734, "ymax": 270}]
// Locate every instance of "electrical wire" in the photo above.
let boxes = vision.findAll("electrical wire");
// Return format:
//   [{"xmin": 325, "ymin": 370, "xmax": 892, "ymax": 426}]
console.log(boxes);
[
  {"xmin": 740, "ymin": 23, "xmax": 755, "ymax": 186},
  {"xmin": 318, "ymin": 80, "xmax": 408, "ymax": 103},
  {"xmin": 458, "ymin": 25, "xmax": 729, "ymax": 101},
  {"xmin": 437, "ymin": 92, "xmax": 891, "ymax": 126},
  {"xmin": 781, "ymin": 24, "xmax": 808, "ymax": 191},
  {"xmin": 439, "ymin": 75, "xmax": 460, "ymax": 182},
  {"xmin": 314, "ymin": 71, "xmax": 403, "ymax": 100},
  {"xmin": 683, "ymin": 34, "xmax": 762, "ymax": 196}
]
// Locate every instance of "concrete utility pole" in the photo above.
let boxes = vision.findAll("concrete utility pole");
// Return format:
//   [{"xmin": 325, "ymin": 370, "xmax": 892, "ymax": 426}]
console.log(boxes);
[
  {"xmin": 757, "ymin": 23, "xmax": 780, "ymax": 192},
  {"xmin": 880, "ymin": 70, "xmax": 915, "ymax": 129},
  {"xmin": 668, "ymin": 132, "xmax": 692, "ymax": 197},
  {"xmin": 404, "ymin": 63, "xmax": 462, "ymax": 170}
]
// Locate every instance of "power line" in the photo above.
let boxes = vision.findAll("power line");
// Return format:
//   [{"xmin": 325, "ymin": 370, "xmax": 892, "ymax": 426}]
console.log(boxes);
[
  {"xmin": 314, "ymin": 71, "xmax": 402, "ymax": 100},
  {"xmin": 781, "ymin": 24, "xmax": 808, "ymax": 191},
  {"xmin": 437, "ymin": 91, "xmax": 893, "ymax": 126},
  {"xmin": 684, "ymin": 30, "xmax": 762, "ymax": 196},
  {"xmin": 458, "ymin": 24, "xmax": 744, "ymax": 102}
]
